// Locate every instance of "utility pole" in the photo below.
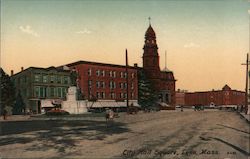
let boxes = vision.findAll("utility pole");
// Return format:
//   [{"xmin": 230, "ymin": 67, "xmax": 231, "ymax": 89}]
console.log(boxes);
[
  {"xmin": 126, "ymin": 49, "xmax": 129, "ymax": 113},
  {"xmin": 165, "ymin": 50, "xmax": 167, "ymax": 71},
  {"xmin": 242, "ymin": 53, "xmax": 249, "ymax": 114}
]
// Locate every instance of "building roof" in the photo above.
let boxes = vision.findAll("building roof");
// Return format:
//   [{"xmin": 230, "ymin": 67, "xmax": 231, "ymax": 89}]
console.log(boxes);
[
  {"xmin": 185, "ymin": 85, "xmax": 245, "ymax": 94},
  {"xmin": 145, "ymin": 24, "xmax": 156, "ymax": 38},
  {"xmin": 162, "ymin": 67, "xmax": 172, "ymax": 72},
  {"xmin": 64, "ymin": 60, "xmax": 138, "ymax": 69},
  {"xmin": 222, "ymin": 84, "xmax": 231, "ymax": 91},
  {"xmin": 11, "ymin": 66, "xmax": 70, "ymax": 77}
]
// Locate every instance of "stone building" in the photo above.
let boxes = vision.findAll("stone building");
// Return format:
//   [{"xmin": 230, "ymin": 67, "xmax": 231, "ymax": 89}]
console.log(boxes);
[
  {"xmin": 142, "ymin": 24, "xmax": 176, "ymax": 106},
  {"xmin": 11, "ymin": 67, "xmax": 71, "ymax": 113}
]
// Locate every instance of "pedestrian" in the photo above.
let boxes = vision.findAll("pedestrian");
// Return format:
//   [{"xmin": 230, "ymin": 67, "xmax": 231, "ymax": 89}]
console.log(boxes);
[
  {"xmin": 181, "ymin": 106, "xmax": 183, "ymax": 112},
  {"xmin": 3, "ymin": 109, "xmax": 7, "ymax": 120}
]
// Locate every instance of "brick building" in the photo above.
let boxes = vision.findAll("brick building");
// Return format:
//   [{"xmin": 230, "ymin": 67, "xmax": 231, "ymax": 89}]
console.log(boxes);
[
  {"xmin": 11, "ymin": 67, "xmax": 71, "ymax": 113},
  {"xmin": 175, "ymin": 89, "xmax": 187, "ymax": 106},
  {"xmin": 184, "ymin": 85, "xmax": 245, "ymax": 107},
  {"xmin": 142, "ymin": 24, "xmax": 176, "ymax": 106},
  {"xmin": 65, "ymin": 61, "xmax": 138, "ymax": 101}
]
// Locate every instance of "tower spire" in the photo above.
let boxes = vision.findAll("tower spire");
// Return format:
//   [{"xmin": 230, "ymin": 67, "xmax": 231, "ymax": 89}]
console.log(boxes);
[{"xmin": 148, "ymin": 17, "xmax": 151, "ymax": 26}]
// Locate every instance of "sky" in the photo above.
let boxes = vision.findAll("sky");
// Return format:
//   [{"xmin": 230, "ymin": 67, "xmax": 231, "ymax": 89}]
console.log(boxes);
[{"xmin": 1, "ymin": 0, "xmax": 249, "ymax": 92}]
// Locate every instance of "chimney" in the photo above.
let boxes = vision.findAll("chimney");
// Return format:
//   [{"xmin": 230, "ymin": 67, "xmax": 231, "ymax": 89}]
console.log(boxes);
[
  {"xmin": 134, "ymin": 63, "xmax": 138, "ymax": 67},
  {"xmin": 11, "ymin": 70, "xmax": 14, "ymax": 76},
  {"xmin": 21, "ymin": 67, "xmax": 24, "ymax": 71}
]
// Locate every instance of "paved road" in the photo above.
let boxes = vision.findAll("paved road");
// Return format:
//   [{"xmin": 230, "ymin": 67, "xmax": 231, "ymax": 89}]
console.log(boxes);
[{"xmin": 0, "ymin": 110, "xmax": 249, "ymax": 159}]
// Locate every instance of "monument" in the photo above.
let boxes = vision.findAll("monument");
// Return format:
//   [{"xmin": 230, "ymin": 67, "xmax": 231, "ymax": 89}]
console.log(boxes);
[{"xmin": 61, "ymin": 86, "xmax": 88, "ymax": 114}]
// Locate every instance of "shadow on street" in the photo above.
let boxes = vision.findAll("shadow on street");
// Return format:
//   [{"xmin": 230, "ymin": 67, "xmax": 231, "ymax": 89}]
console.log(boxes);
[{"xmin": 0, "ymin": 120, "xmax": 130, "ymax": 153}]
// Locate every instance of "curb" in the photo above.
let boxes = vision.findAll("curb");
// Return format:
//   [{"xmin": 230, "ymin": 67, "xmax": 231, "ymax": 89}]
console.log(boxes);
[{"xmin": 238, "ymin": 112, "xmax": 250, "ymax": 124}]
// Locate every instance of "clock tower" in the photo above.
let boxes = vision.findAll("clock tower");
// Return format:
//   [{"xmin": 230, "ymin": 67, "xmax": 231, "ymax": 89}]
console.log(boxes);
[{"xmin": 142, "ymin": 24, "xmax": 161, "ymax": 80}]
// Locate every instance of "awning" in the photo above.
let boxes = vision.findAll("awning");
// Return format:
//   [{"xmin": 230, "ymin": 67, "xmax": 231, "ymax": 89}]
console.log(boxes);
[{"xmin": 89, "ymin": 100, "xmax": 140, "ymax": 108}]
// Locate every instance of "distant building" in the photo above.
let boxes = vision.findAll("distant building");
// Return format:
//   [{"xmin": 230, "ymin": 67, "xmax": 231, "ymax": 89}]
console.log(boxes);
[
  {"xmin": 11, "ymin": 67, "xmax": 71, "ymax": 113},
  {"xmin": 175, "ymin": 89, "xmax": 187, "ymax": 106},
  {"xmin": 184, "ymin": 85, "xmax": 245, "ymax": 106},
  {"xmin": 64, "ymin": 61, "xmax": 138, "ymax": 102},
  {"xmin": 142, "ymin": 24, "xmax": 176, "ymax": 105}
]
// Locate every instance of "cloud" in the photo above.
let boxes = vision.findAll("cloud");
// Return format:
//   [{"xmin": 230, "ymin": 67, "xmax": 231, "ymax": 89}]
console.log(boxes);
[
  {"xmin": 19, "ymin": 25, "xmax": 40, "ymax": 37},
  {"xmin": 76, "ymin": 28, "xmax": 92, "ymax": 34},
  {"xmin": 184, "ymin": 42, "xmax": 200, "ymax": 48}
]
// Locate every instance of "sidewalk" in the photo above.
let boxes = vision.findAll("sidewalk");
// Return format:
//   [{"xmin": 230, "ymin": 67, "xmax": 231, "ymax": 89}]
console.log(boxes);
[
  {"xmin": 239, "ymin": 112, "xmax": 250, "ymax": 123},
  {"xmin": 0, "ymin": 115, "xmax": 31, "ymax": 122}
]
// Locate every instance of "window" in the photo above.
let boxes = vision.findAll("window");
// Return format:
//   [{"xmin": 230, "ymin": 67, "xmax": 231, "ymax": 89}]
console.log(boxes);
[
  {"xmin": 58, "ymin": 87, "xmax": 62, "ymax": 98},
  {"xmin": 96, "ymin": 92, "xmax": 100, "ymax": 99},
  {"xmin": 120, "ymin": 72, "xmax": 123, "ymax": 78},
  {"xmin": 50, "ymin": 87, "xmax": 55, "ymax": 97},
  {"xmin": 124, "ymin": 72, "xmax": 127, "ymax": 78},
  {"xmin": 113, "ymin": 71, "xmax": 116, "ymax": 78},
  {"xmin": 109, "ymin": 81, "xmax": 116, "ymax": 89},
  {"xmin": 62, "ymin": 88, "xmax": 67, "ymax": 98},
  {"xmin": 34, "ymin": 86, "xmax": 40, "ymax": 97},
  {"xmin": 131, "ymin": 83, "xmax": 134, "ymax": 89},
  {"xmin": 88, "ymin": 80, "xmax": 92, "ymax": 87},
  {"xmin": 124, "ymin": 93, "xmax": 127, "ymax": 98},
  {"xmin": 101, "ymin": 81, "xmax": 105, "ymax": 88},
  {"xmin": 131, "ymin": 92, "xmax": 134, "ymax": 99},
  {"xmin": 131, "ymin": 73, "xmax": 135, "ymax": 78},
  {"xmin": 119, "ymin": 92, "xmax": 127, "ymax": 98},
  {"xmin": 101, "ymin": 70, "xmax": 105, "ymax": 77},
  {"xmin": 124, "ymin": 83, "xmax": 127, "ymax": 89},
  {"xmin": 120, "ymin": 83, "xmax": 124, "ymax": 89},
  {"xmin": 39, "ymin": 87, "xmax": 45, "ymax": 98},
  {"xmin": 96, "ymin": 81, "xmax": 100, "ymax": 88},
  {"xmin": 88, "ymin": 68, "xmax": 92, "ymax": 76},
  {"xmin": 57, "ymin": 76, "xmax": 61, "ymax": 83},
  {"xmin": 34, "ymin": 74, "xmax": 40, "ymax": 82},
  {"xmin": 64, "ymin": 76, "xmax": 69, "ymax": 84},
  {"xmin": 110, "ymin": 92, "xmax": 116, "ymax": 99},
  {"xmin": 101, "ymin": 92, "xmax": 105, "ymax": 99},
  {"xmin": 50, "ymin": 75, "xmax": 55, "ymax": 83},
  {"xmin": 96, "ymin": 70, "xmax": 100, "ymax": 76},
  {"xmin": 43, "ymin": 75, "xmax": 48, "ymax": 83},
  {"xmin": 109, "ymin": 71, "xmax": 112, "ymax": 77}
]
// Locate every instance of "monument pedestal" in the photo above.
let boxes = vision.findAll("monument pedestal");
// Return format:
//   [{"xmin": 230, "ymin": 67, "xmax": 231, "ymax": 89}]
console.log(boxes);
[{"xmin": 62, "ymin": 86, "xmax": 88, "ymax": 114}]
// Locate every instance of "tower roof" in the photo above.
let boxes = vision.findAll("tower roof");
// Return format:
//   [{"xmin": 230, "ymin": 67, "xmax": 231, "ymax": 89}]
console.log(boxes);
[
  {"xmin": 145, "ymin": 25, "xmax": 156, "ymax": 38},
  {"xmin": 222, "ymin": 84, "xmax": 231, "ymax": 91}
]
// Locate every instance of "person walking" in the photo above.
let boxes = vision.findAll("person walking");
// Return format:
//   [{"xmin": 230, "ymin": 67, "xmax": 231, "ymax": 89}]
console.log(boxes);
[{"xmin": 3, "ymin": 109, "xmax": 7, "ymax": 120}]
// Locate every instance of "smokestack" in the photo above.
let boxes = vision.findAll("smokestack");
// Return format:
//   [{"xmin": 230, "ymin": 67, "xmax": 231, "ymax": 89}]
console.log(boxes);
[
  {"xmin": 11, "ymin": 70, "xmax": 14, "ymax": 76},
  {"xmin": 21, "ymin": 67, "xmax": 24, "ymax": 71},
  {"xmin": 134, "ymin": 63, "xmax": 138, "ymax": 68}
]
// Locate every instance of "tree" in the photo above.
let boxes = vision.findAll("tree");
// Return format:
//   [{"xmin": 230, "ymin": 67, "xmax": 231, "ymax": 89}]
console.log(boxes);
[
  {"xmin": 13, "ymin": 90, "xmax": 25, "ymax": 114},
  {"xmin": 138, "ymin": 70, "xmax": 158, "ymax": 109},
  {"xmin": 0, "ymin": 68, "xmax": 15, "ymax": 114}
]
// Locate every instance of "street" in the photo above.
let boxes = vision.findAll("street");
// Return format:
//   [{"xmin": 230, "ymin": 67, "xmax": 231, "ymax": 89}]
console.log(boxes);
[{"xmin": 0, "ymin": 109, "xmax": 249, "ymax": 159}]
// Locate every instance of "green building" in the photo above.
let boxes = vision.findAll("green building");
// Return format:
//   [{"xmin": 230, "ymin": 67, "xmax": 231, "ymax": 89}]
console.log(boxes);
[{"xmin": 11, "ymin": 67, "xmax": 71, "ymax": 113}]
